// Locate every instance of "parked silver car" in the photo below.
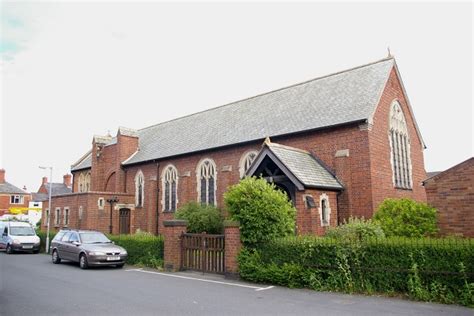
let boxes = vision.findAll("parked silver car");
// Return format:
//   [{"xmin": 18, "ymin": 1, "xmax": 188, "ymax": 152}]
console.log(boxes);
[{"xmin": 51, "ymin": 230, "xmax": 127, "ymax": 269}]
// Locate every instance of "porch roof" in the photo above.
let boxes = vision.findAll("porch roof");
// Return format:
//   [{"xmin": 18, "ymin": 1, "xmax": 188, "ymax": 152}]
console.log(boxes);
[{"xmin": 246, "ymin": 141, "xmax": 344, "ymax": 191}]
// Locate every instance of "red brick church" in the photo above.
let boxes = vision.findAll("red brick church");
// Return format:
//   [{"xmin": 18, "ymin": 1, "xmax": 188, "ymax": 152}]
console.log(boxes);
[{"xmin": 42, "ymin": 57, "xmax": 427, "ymax": 236}]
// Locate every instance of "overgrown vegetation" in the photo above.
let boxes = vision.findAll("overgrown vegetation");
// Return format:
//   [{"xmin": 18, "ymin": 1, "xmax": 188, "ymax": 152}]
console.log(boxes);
[
  {"xmin": 224, "ymin": 177, "xmax": 296, "ymax": 247},
  {"xmin": 238, "ymin": 237, "xmax": 474, "ymax": 307},
  {"xmin": 325, "ymin": 217, "xmax": 385, "ymax": 241},
  {"xmin": 175, "ymin": 202, "xmax": 223, "ymax": 234},
  {"xmin": 374, "ymin": 198, "xmax": 438, "ymax": 237}
]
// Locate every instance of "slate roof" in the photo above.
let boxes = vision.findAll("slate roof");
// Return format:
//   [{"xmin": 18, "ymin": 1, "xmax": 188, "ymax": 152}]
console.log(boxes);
[
  {"xmin": 71, "ymin": 151, "xmax": 92, "ymax": 171},
  {"xmin": 266, "ymin": 143, "xmax": 343, "ymax": 190},
  {"xmin": 0, "ymin": 182, "xmax": 28, "ymax": 195},
  {"xmin": 34, "ymin": 183, "xmax": 73, "ymax": 201},
  {"xmin": 73, "ymin": 57, "xmax": 397, "ymax": 170}
]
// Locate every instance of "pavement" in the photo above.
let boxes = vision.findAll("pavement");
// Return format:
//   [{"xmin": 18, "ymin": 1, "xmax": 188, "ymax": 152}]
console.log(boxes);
[{"xmin": 0, "ymin": 251, "xmax": 472, "ymax": 316}]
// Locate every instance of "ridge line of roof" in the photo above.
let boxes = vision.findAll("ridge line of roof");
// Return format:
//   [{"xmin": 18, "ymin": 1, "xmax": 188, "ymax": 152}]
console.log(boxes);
[
  {"xmin": 138, "ymin": 56, "xmax": 395, "ymax": 132},
  {"xmin": 267, "ymin": 142, "xmax": 311, "ymax": 155}
]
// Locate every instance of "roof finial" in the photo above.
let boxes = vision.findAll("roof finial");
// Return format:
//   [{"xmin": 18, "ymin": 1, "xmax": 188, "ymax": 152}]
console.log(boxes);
[
  {"xmin": 263, "ymin": 136, "xmax": 272, "ymax": 147},
  {"xmin": 107, "ymin": 130, "xmax": 112, "ymax": 137},
  {"xmin": 387, "ymin": 46, "xmax": 392, "ymax": 58}
]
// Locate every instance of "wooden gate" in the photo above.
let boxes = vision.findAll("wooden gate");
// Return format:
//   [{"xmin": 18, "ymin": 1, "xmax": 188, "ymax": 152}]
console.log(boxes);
[
  {"xmin": 119, "ymin": 208, "xmax": 130, "ymax": 234},
  {"xmin": 181, "ymin": 233, "xmax": 225, "ymax": 274}
]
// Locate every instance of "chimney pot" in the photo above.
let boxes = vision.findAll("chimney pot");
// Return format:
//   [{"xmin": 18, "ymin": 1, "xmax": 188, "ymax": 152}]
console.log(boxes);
[{"xmin": 63, "ymin": 174, "xmax": 72, "ymax": 187}]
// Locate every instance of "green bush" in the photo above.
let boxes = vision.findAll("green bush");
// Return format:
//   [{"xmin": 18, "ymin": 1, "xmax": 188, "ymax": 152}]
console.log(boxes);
[
  {"xmin": 374, "ymin": 198, "xmax": 438, "ymax": 237},
  {"xmin": 108, "ymin": 232, "xmax": 164, "ymax": 269},
  {"xmin": 175, "ymin": 202, "xmax": 223, "ymax": 234},
  {"xmin": 36, "ymin": 229, "xmax": 56, "ymax": 252},
  {"xmin": 224, "ymin": 177, "xmax": 296, "ymax": 247},
  {"xmin": 238, "ymin": 237, "xmax": 474, "ymax": 307},
  {"xmin": 325, "ymin": 217, "xmax": 385, "ymax": 241}
]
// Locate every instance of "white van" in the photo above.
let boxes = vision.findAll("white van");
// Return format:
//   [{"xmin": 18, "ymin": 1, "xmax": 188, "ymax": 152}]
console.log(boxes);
[{"xmin": 0, "ymin": 221, "xmax": 41, "ymax": 254}]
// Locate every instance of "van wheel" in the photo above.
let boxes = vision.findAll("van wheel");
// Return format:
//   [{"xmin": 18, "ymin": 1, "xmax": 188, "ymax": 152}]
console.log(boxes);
[
  {"xmin": 6, "ymin": 244, "xmax": 13, "ymax": 254},
  {"xmin": 52, "ymin": 250, "xmax": 61, "ymax": 264},
  {"xmin": 79, "ymin": 254, "xmax": 89, "ymax": 270}
]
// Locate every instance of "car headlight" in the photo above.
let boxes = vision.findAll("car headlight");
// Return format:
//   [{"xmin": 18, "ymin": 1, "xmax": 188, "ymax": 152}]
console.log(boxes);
[
  {"xmin": 89, "ymin": 251, "xmax": 106, "ymax": 256},
  {"xmin": 121, "ymin": 250, "xmax": 127, "ymax": 255},
  {"xmin": 13, "ymin": 239, "xmax": 21, "ymax": 244}
]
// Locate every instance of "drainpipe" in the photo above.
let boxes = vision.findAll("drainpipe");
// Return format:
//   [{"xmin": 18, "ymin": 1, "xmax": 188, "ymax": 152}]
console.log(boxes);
[{"xmin": 155, "ymin": 162, "xmax": 160, "ymax": 235}]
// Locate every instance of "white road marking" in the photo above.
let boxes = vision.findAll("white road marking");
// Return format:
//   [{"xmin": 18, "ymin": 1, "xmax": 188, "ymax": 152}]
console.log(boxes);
[
  {"xmin": 126, "ymin": 268, "xmax": 273, "ymax": 291},
  {"xmin": 255, "ymin": 286, "xmax": 274, "ymax": 291}
]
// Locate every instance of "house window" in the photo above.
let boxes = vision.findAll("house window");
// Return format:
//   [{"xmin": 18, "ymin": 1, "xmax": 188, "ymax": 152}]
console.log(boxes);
[
  {"xmin": 54, "ymin": 208, "xmax": 61, "ymax": 226},
  {"xmin": 63, "ymin": 208, "xmax": 70, "ymax": 226},
  {"xmin": 389, "ymin": 100, "xmax": 412, "ymax": 189},
  {"xmin": 319, "ymin": 194, "xmax": 331, "ymax": 226},
  {"xmin": 98, "ymin": 198, "xmax": 105, "ymax": 210},
  {"xmin": 10, "ymin": 195, "xmax": 24, "ymax": 204},
  {"xmin": 197, "ymin": 158, "xmax": 217, "ymax": 206},
  {"xmin": 135, "ymin": 170, "xmax": 144, "ymax": 207},
  {"xmin": 239, "ymin": 151, "xmax": 258, "ymax": 178},
  {"xmin": 78, "ymin": 206, "xmax": 83, "ymax": 220},
  {"xmin": 44, "ymin": 209, "xmax": 50, "ymax": 226},
  {"xmin": 162, "ymin": 165, "xmax": 178, "ymax": 212}
]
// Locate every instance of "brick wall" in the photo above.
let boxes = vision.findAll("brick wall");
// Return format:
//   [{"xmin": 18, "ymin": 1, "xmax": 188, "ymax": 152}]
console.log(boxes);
[
  {"xmin": 368, "ymin": 68, "xmax": 427, "ymax": 215},
  {"xmin": 424, "ymin": 158, "xmax": 474, "ymax": 237}
]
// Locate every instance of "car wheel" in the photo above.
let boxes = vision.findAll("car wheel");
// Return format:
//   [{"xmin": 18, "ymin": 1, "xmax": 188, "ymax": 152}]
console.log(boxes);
[
  {"xmin": 116, "ymin": 263, "xmax": 124, "ymax": 269},
  {"xmin": 79, "ymin": 254, "xmax": 89, "ymax": 270},
  {"xmin": 6, "ymin": 244, "xmax": 13, "ymax": 254},
  {"xmin": 52, "ymin": 250, "xmax": 61, "ymax": 264}
]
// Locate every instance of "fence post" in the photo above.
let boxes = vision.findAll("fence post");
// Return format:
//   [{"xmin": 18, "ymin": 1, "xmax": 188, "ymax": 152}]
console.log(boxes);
[
  {"xmin": 163, "ymin": 220, "xmax": 188, "ymax": 272},
  {"xmin": 224, "ymin": 220, "xmax": 241, "ymax": 279}
]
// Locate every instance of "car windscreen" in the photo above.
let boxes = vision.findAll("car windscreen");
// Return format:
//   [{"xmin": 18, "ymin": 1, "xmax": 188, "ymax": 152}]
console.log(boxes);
[
  {"xmin": 10, "ymin": 226, "xmax": 35, "ymax": 236},
  {"xmin": 79, "ymin": 232, "xmax": 111, "ymax": 244}
]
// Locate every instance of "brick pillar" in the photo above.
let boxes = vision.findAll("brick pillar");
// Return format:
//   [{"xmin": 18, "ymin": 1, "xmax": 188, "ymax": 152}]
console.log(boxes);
[
  {"xmin": 163, "ymin": 220, "xmax": 187, "ymax": 272},
  {"xmin": 224, "ymin": 220, "xmax": 242, "ymax": 279}
]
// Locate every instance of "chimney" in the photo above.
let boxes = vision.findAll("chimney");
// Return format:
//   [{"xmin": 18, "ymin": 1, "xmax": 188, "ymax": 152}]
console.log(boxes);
[
  {"xmin": 0, "ymin": 169, "xmax": 5, "ymax": 183},
  {"xmin": 63, "ymin": 174, "xmax": 72, "ymax": 188},
  {"xmin": 42, "ymin": 176, "xmax": 48, "ymax": 185}
]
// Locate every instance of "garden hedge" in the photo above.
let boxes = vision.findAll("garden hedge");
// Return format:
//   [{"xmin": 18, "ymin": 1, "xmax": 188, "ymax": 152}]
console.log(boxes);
[{"xmin": 239, "ymin": 237, "xmax": 474, "ymax": 306}]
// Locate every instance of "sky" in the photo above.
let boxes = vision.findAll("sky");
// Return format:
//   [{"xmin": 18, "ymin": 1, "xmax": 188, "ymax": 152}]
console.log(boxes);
[{"xmin": 0, "ymin": 1, "xmax": 473, "ymax": 192}]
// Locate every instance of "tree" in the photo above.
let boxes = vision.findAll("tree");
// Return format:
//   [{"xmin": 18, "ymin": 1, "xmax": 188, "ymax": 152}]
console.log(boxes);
[
  {"xmin": 373, "ymin": 198, "xmax": 438, "ymax": 237},
  {"xmin": 175, "ymin": 202, "xmax": 223, "ymax": 234},
  {"xmin": 224, "ymin": 177, "xmax": 296, "ymax": 247}
]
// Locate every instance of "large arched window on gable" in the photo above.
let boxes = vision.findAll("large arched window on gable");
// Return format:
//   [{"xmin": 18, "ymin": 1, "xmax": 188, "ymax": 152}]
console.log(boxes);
[
  {"xmin": 239, "ymin": 150, "xmax": 258, "ymax": 178},
  {"xmin": 389, "ymin": 100, "xmax": 412, "ymax": 189},
  {"xmin": 162, "ymin": 165, "xmax": 178, "ymax": 212},
  {"xmin": 135, "ymin": 170, "xmax": 145, "ymax": 207},
  {"xmin": 197, "ymin": 158, "xmax": 217, "ymax": 206}
]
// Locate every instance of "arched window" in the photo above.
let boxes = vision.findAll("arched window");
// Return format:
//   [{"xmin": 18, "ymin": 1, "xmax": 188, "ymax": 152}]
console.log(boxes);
[
  {"xmin": 162, "ymin": 165, "xmax": 178, "ymax": 212},
  {"xmin": 389, "ymin": 100, "xmax": 412, "ymax": 189},
  {"xmin": 135, "ymin": 170, "xmax": 144, "ymax": 207},
  {"xmin": 197, "ymin": 158, "xmax": 217, "ymax": 206},
  {"xmin": 78, "ymin": 173, "xmax": 85, "ymax": 192},
  {"xmin": 239, "ymin": 151, "xmax": 258, "ymax": 178},
  {"xmin": 319, "ymin": 193, "xmax": 331, "ymax": 226},
  {"xmin": 85, "ymin": 172, "xmax": 91, "ymax": 192}
]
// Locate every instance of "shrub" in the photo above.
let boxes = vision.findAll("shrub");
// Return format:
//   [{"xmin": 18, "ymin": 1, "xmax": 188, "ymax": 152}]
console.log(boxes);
[
  {"xmin": 224, "ymin": 177, "xmax": 296, "ymax": 247},
  {"xmin": 374, "ymin": 198, "xmax": 438, "ymax": 237},
  {"xmin": 175, "ymin": 202, "xmax": 223, "ymax": 234},
  {"xmin": 325, "ymin": 217, "xmax": 385, "ymax": 241},
  {"xmin": 36, "ymin": 229, "xmax": 56, "ymax": 252},
  {"xmin": 238, "ymin": 237, "xmax": 474, "ymax": 306},
  {"xmin": 108, "ymin": 232, "xmax": 164, "ymax": 269}
]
